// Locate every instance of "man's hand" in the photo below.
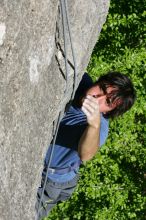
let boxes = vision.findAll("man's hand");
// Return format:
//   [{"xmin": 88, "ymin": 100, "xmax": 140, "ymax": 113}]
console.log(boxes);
[{"xmin": 81, "ymin": 95, "xmax": 100, "ymax": 129}]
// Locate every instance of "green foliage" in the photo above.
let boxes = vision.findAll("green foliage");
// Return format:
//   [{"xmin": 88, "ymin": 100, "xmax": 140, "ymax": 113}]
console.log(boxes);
[
  {"xmin": 92, "ymin": 0, "xmax": 146, "ymax": 61},
  {"xmin": 47, "ymin": 1, "xmax": 146, "ymax": 219}
]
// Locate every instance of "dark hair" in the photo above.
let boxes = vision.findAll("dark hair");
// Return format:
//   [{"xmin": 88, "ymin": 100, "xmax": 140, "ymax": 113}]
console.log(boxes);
[{"xmin": 95, "ymin": 71, "xmax": 136, "ymax": 118}]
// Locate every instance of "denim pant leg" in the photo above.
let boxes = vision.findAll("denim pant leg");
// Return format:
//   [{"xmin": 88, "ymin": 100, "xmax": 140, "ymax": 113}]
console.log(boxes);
[
  {"xmin": 35, "ymin": 174, "xmax": 79, "ymax": 220},
  {"xmin": 57, "ymin": 174, "xmax": 79, "ymax": 202},
  {"xmin": 35, "ymin": 178, "xmax": 62, "ymax": 220}
]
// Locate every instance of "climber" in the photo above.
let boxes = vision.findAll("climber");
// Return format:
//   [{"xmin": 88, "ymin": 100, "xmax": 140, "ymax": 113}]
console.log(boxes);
[{"xmin": 35, "ymin": 71, "xmax": 136, "ymax": 219}]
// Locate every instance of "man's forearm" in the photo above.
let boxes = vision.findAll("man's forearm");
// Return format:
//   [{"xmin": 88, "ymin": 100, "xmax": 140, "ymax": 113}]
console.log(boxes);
[
  {"xmin": 78, "ymin": 124, "xmax": 100, "ymax": 161},
  {"xmin": 79, "ymin": 95, "xmax": 101, "ymax": 161}
]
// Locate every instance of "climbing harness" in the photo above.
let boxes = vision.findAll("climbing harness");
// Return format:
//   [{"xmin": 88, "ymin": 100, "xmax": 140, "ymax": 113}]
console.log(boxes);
[{"xmin": 36, "ymin": 0, "xmax": 78, "ymax": 219}]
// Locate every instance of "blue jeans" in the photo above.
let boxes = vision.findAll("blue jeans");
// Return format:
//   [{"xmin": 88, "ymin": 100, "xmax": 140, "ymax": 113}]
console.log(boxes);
[{"xmin": 35, "ymin": 174, "xmax": 79, "ymax": 220}]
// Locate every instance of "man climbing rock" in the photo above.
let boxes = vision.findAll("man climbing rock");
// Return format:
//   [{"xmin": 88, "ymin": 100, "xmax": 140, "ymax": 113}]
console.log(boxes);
[{"xmin": 35, "ymin": 71, "xmax": 136, "ymax": 219}]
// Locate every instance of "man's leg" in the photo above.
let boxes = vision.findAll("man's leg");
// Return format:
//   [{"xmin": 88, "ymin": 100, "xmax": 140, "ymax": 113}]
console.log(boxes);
[
  {"xmin": 57, "ymin": 173, "xmax": 79, "ymax": 202},
  {"xmin": 35, "ymin": 174, "xmax": 79, "ymax": 219},
  {"xmin": 35, "ymin": 177, "xmax": 61, "ymax": 220}
]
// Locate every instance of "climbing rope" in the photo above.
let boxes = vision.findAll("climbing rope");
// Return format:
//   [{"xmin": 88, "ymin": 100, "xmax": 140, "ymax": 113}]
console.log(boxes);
[
  {"xmin": 63, "ymin": 0, "xmax": 78, "ymax": 99},
  {"xmin": 36, "ymin": 0, "xmax": 77, "ymax": 219}
]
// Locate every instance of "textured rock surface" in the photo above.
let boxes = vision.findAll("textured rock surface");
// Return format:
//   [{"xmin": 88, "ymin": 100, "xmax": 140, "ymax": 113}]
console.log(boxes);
[{"xmin": 0, "ymin": 0, "xmax": 110, "ymax": 219}]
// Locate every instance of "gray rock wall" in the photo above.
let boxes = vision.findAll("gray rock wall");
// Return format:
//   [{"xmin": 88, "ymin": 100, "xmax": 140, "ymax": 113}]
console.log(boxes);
[{"xmin": 0, "ymin": 0, "xmax": 110, "ymax": 219}]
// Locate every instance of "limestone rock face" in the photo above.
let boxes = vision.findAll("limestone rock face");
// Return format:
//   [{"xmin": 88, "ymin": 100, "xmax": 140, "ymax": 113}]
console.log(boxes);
[{"xmin": 0, "ymin": 0, "xmax": 110, "ymax": 219}]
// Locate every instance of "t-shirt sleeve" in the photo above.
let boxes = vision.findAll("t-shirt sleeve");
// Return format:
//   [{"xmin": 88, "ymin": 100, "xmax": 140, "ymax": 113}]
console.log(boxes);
[
  {"xmin": 74, "ymin": 73, "xmax": 93, "ymax": 99},
  {"xmin": 72, "ymin": 73, "xmax": 93, "ymax": 108},
  {"xmin": 99, "ymin": 114, "xmax": 109, "ymax": 147}
]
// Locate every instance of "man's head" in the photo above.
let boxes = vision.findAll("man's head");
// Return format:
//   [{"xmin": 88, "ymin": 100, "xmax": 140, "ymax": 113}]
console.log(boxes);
[{"xmin": 85, "ymin": 71, "xmax": 136, "ymax": 118}]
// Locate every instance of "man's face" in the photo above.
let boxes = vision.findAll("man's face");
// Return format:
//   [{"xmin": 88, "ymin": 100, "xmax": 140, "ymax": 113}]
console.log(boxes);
[{"xmin": 85, "ymin": 85, "xmax": 117, "ymax": 114}]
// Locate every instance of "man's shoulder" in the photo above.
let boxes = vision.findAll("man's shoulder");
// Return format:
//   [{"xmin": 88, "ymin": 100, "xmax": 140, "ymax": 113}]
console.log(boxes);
[{"xmin": 77, "ymin": 73, "xmax": 93, "ymax": 91}]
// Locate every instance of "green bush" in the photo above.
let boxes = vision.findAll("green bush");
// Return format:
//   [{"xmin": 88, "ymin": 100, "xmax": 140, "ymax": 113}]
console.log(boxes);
[
  {"xmin": 47, "ymin": 0, "xmax": 146, "ymax": 219},
  {"xmin": 92, "ymin": 0, "xmax": 146, "ymax": 60}
]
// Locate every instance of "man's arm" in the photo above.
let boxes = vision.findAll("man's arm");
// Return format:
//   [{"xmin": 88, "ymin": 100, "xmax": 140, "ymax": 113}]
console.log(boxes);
[{"xmin": 78, "ymin": 95, "xmax": 101, "ymax": 161}]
